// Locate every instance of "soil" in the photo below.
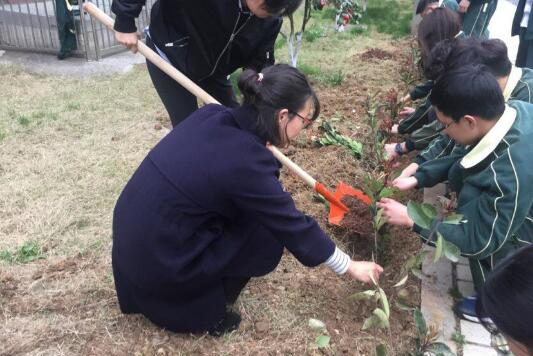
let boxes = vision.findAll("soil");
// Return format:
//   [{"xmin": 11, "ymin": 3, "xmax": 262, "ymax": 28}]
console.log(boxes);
[
  {"xmin": 340, "ymin": 196, "xmax": 375, "ymax": 238},
  {"xmin": 360, "ymin": 48, "xmax": 395, "ymax": 61}
]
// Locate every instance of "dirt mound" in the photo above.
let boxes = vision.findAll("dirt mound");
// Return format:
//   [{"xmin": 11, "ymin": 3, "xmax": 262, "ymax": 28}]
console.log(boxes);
[
  {"xmin": 340, "ymin": 196, "xmax": 374, "ymax": 238},
  {"xmin": 360, "ymin": 48, "xmax": 395, "ymax": 61}
]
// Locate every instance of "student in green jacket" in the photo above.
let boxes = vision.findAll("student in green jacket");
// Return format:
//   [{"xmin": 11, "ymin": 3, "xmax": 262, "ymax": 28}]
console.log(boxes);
[
  {"xmin": 390, "ymin": 8, "xmax": 462, "ymax": 141},
  {"xmin": 396, "ymin": 38, "xmax": 533, "ymax": 178},
  {"xmin": 377, "ymin": 65, "xmax": 533, "ymax": 321},
  {"xmin": 396, "ymin": 2, "xmax": 462, "ymax": 107},
  {"xmin": 460, "ymin": 0, "xmax": 497, "ymax": 39}
]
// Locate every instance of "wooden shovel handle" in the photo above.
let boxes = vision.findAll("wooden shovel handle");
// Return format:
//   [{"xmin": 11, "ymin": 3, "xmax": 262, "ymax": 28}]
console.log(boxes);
[{"xmin": 83, "ymin": 2, "xmax": 320, "ymax": 191}]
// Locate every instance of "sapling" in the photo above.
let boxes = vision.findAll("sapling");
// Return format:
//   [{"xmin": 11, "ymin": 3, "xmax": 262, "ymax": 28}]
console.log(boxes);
[{"xmin": 394, "ymin": 197, "xmax": 462, "ymax": 284}]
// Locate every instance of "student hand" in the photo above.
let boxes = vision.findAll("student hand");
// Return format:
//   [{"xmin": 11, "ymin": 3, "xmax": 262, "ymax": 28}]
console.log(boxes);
[
  {"xmin": 391, "ymin": 124, "xmax": 399, "ymax": 134},
  {"xmin": 459, "ymin": 0, "xmax": 470, "ymax": 13},
  {"xmin": 392, "ymin": 176, "xmax": 418, "ymax": 191},
  {"xmin": 397, "ymin": 163, "xmax": 419, "ymax": 180},
  {"xmin": 347, "ymin": 261, "xmax": 384, "ymax": 283},
  {"xmin": 376, "ymin": 198, "xmax": 414, "ymax": 227},
  {"xmin": 384, "ymin": 143, "xmax": 399, "ymax": 161},
  {"xmin": 399, "ymin": 107, "xmax": 415, "ymax": 118},
  {"xmin": 401, "ymin": 94, "xmax": 411, "ymax": 104},
  {"xmin": 115, "ymin": 31, "xmax": 139, "ymax": 53}
]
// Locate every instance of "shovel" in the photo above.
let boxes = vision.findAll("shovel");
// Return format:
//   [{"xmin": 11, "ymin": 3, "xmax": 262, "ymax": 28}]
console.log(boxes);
[{"xmin": 83, "ymin": 2, "xmax": 371, "ymax": 224}]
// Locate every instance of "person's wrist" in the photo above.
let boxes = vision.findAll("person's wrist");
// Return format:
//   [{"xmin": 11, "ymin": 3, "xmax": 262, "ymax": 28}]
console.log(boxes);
[{"xmin": 395, "ymin": 142, "xmax": 405, "ymax": 156}]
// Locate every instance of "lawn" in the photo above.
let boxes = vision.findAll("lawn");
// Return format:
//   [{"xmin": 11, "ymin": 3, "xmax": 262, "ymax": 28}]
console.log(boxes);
[{"xmin": 0, "ymin": 2, "xmax": 428, "ymax": 355}]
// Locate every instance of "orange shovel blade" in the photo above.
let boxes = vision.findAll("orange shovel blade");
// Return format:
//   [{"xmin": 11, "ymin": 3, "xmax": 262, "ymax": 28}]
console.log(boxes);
[{"xmin": 328, "ymin": 182, "xmax": 372, "ymax": 225}]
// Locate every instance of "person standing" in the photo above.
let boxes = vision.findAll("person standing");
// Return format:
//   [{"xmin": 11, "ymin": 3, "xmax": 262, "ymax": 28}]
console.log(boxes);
[
  {"xmin": 460, "ymin": 0, "xmax": 498, "ymax": 38},
  {"xmin": 111, "ymin": 0, "xmax": 301, "ymax": 127},
  {"xmin": 512, "ymin": 0, "xmax": 533, "ymax": 69}
]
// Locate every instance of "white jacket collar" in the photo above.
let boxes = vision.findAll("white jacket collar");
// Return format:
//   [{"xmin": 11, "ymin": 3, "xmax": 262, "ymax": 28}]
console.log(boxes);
[{"xmin": 460, "ymin": 105, "xmax": 517, "ymax": 169}]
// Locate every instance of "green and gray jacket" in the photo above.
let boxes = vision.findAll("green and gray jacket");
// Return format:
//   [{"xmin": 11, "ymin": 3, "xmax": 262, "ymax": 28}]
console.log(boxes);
[
  {"xmin": 413, "ymin": 101, "xmax": 533, "ymax": 265},
  {"xmin": 415, "ymin": 67, "xmax": 533, "ymax": 164}
]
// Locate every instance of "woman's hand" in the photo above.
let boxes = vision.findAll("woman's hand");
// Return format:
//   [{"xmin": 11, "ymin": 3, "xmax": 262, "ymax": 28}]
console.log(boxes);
[
  {"xmin": 391, "ymin": 176, "xmax": 418, "ymax": 191},
  {"xmin": 347, "ymin": 261, "xmax": 384, "ymax": 283},
  {"xmin": 459, "ymin": 0, "xmax": 470, "ymax": 13},
  {"xmin": 401, "ymin": 94, "xmax": 411, "ymax": 104},
  {"xmin": 376, "ymin": 198, "xmax": 414, "ymax": 227},
  {"xmin": 399, "ymin": 107, "xmax": 415, "ymax": 119},
  {"xmin": 115, "ymin": 31, "xmax": 139, "ymax": 53},
  {"xmin": 391, "ymin": 124, "xmax": 399, "ymax": 134}
]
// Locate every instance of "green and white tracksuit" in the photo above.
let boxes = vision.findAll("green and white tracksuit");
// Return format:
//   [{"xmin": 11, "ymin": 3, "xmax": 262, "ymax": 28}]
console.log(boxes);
[{"xmin": 413, "ymin": 101, "xmax": 533, "ymax": 290}]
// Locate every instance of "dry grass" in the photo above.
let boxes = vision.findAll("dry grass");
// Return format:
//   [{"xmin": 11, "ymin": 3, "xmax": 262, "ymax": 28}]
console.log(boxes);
[{"xmin": 0, "ymin": 12, "xmax": 421, "ymax": 356}]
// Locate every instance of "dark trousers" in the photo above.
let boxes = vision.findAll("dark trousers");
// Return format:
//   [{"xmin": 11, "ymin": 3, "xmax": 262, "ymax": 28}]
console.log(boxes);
[
  {"xmin": 145, "ymin": 37, "xmax": 239, "ymax": 127},
  {"xmin": 222, "ymin": 277, "xmax": 250, "ymax": 304},
  {"xmin": 516, "ymin": 28, "xmax": 533, "ymax": 69}
]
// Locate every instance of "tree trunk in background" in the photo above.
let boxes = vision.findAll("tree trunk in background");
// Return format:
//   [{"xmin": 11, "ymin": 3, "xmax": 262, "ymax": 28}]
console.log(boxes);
[{"xmin": 411, "ymin": 0, "xmax": 421, "ymax": 36}]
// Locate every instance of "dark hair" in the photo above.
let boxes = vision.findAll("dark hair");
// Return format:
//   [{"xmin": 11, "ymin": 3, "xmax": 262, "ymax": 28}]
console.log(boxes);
[
  {"xmin": 425, "ymin": 38, "xmax": 512, "ymax": 80},
  {"xmin": 238, "ymin": 64, "xmax": 320, "ymax": 146},
  {"xmin": 430, "ymin": 65, "xmax": 505, "ymax": 121},
  {"xmin": 477, "ymin": 245, "xmax": 533, "ymax": 352},
  {"xmin": 416, "ymin": 0, "xmax": 438, "ymax": 15},
  {"xmin": 417, "ymin": 7, "xmax": 461, "ymax": 72},
  {"xmin": 264, "ymin": 0, "xmax": 303, "ymax": 16}
]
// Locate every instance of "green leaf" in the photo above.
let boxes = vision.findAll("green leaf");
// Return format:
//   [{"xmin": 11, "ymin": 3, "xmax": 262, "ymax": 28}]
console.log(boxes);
[
  {"xmin": 376, "ymin": 344, "xmax": 387, "ymax": 356},
  {"xmin": 443, "ymin": 213, "xmax": 463, "ymax": 225},
  {"xmin": 404, "ymin": 255, "xmax": 417, "ymax": 271},
  {"xmin": 421, "ymin": 203, "xmax": 438, "ymax": 219},
  {"xmin": 379, "ymin": 187, "xmax": 396, "ymax": 200},
  {"xmin": 434, "ymin": 234, "xmax": 443, "ymax": 263},
  {"xmin": 395, "ymin": 300, "xmax": 414, "ymax": 312},
  {"xmin": 411, "ymin": 268, "xmax": 424, "ymax": 280},
  {"xmin": 373, "ymin": 308, "xmax": 390, "ymax": 328},
  {"xmin": 362, "ymin": 315, "xmax": 379, "ymax": 330},
  {"xmin": 413, "ymin": 309, "xmax": 427, "ymax": 336},
  {"xmin": 315, "ymin": 335, "xmax": 330, "ymax": 349},
  {"xmin": 378, "ymin": 287, "xmax": 390, "ymax": 318},
  {"xmin": 428, "ymin": 342, "xmax": 454, "ymax": 356},
  {"xmin": 308, "ymin": 318, "xmax": 326, "ymax": 330},
  {"xmin": 414, "ymin": 250, "xmax": 431, "ymax": 267},
  {"xmin": 443, "ymin": 238, "xmax": 461, "ymax": 263},
  {"xmin": 375, "ymin": 208, "xmax": 387, "ymax": 231},
  {"xmin": 351, "ymin": 290, "xmax": 377, "ymax": 301},
  {"xmin": 393, "ymin": 274, "xmax": 409, "ymax": 288},
  {"xmin": 407, "ymin": 201, "xmax": 433, "ymax": 230},
  {"xmin": 312, "ymin": 193, "xmax": 326, "ymax": 204}
]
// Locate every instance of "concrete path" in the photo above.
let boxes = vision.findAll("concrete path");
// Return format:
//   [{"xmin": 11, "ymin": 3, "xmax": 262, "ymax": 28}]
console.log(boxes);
[
  {"xmin": 0, "ymin": 48, "xmax": 145, "ymax": 77},
  {"xmin": 421, "ymin": 185, "xmax": 498, "ymax": 356}
]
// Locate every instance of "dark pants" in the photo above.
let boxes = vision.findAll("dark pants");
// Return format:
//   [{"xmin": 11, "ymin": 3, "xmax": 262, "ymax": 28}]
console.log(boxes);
[
  {"xmin": 516, "ymin": 27, "xmax": 533, "ymax": 69},
  {"xmin": 145, "ymin": 37, "xmax": 239, "ymax": 127}
]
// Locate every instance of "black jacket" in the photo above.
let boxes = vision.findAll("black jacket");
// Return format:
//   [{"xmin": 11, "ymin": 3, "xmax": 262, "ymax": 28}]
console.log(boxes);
[
  {"xmin": 512, "ymin": 0, "xmax": 533, "ymax": 40},
  {"xmin": 112, "ymin": 0, "xmax": 282, "ymax": 80}
]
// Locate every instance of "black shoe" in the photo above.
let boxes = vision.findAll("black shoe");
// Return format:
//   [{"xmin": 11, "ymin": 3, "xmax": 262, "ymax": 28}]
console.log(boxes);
[
  {"xmin": 207, "ymin": 310, "xmax": 241, "ymax": 337},
  {"xmin": 57, "ymin": 51, "xmax": 72, "ymax": 60},
  {"xmin": 453, "ymin": 296, "xmax": 480, "ymax": 323}
]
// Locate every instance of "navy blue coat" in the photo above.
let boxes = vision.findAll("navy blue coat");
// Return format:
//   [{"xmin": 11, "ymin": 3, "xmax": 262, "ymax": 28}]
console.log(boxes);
[{"xmin": 112, "ymin": 104, "xmax": 335, "ymax": 332}]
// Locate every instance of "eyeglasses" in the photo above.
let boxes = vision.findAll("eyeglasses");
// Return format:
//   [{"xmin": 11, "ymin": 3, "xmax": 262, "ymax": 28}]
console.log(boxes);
[{"xmin": 290, "ymin": 111, "xmax": 313, "ymax": 129}]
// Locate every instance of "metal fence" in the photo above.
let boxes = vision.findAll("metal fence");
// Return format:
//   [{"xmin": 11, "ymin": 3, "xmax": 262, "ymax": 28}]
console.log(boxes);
[{"xmin": 0, "ymin": 0, "xmax": 153, "ymax": 60}]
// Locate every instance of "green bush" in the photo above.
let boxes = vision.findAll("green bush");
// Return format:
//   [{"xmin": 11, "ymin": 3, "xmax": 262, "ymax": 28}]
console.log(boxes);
[
  {"xmin": 303, "ymin": 24, "xmax": 327, "ymax": 42},
  {"xmin": 361, "ymin": 0, "xmax": 412, "ymax": 38},
  {"xmin": 0, "ymin": 241, "xmax": 45, "ymax": 264}
]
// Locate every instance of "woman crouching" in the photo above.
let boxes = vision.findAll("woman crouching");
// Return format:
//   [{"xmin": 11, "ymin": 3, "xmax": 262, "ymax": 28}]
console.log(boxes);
[{"xmin": 112, "ymin": 64, "xmax": 383, "ymax": 336}]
